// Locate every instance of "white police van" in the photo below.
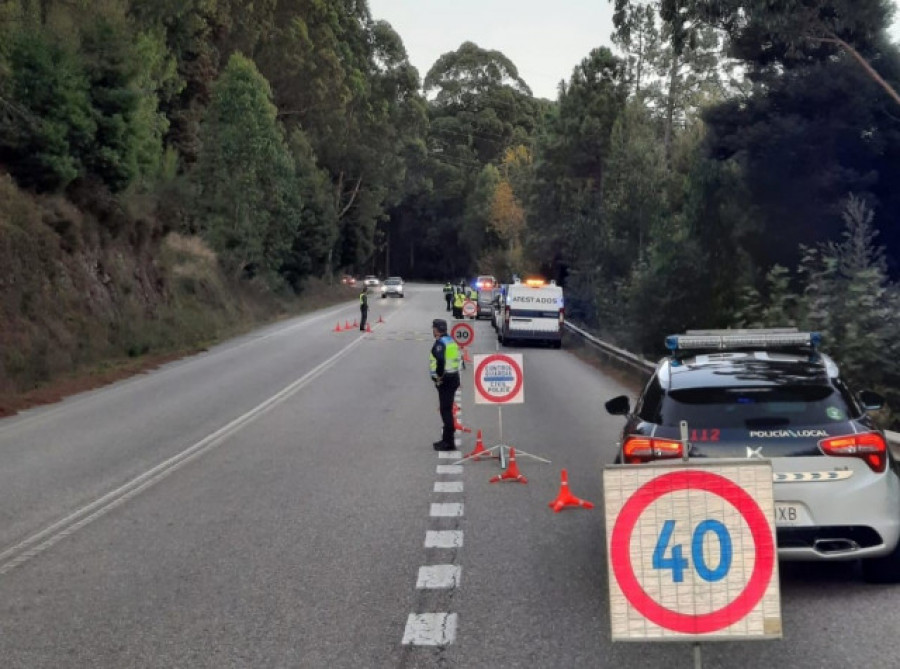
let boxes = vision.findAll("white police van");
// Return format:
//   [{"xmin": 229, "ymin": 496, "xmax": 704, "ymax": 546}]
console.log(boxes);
[{"xmin": 498, "ymin": 279, "xmax": 564, "ymax": 348}]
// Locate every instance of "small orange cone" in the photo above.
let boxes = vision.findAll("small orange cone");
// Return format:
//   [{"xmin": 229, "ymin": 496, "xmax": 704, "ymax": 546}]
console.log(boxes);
[
  {"xmin": 352, "ymin": 318, "xmax": 358, "ymax": 328},
  {"xmin": 462, "ymin": 347, "xmax": 472, "ymax": 363},
  {"xmin": 490, "ymin": 447, "xmax": 527, "ymax": 484},
  {"xmin": 365, "ymin": 322, "xmax": 373, "ymax": 333},
  {"xmin": 548, "ymin": 469, "xmax": 594, "ymax": 512},
  {"xmin": 334, "ymin": 322, "xmax": 343, "ymax": 332},
  {"xmin": 464, "ymin": 429, "xmax": 493, "ymax": 461},
  {"xmin": 377, "ymin": 314, "xmax": 385, "ymax": 324},
  {"xmin": 452, "ymin": 404, "xmax": 472, "ymax": 433},
  {"xmin": 345, "ymin": 320, "xmax": 352, "ymax": 330}
]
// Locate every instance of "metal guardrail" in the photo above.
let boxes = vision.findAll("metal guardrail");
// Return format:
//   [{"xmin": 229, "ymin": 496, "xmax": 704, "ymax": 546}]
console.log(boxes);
[{"xmin": 563, "ymin": 322, "xmax": 656, "ymax": 377}]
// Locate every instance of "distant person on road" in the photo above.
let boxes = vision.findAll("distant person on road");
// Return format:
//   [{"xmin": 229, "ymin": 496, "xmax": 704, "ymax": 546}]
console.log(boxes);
[
  {"xmin": 452, "ymin": 288, "xmax": 464, "ymax": 320},
  {"xmin": 359, "ymin": 285, "xmax": 368, "ymax": 331},
  {"xmin": 443, "ymin": 281, "xmax": 454, "ymax": 312},
  {"xmin": 429, "ymin": 319, "xmax": 460, "ymax": 451}
]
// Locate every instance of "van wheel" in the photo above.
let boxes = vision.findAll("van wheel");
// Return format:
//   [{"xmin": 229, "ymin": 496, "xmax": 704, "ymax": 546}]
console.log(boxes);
[
  {"xmin": 552, "ymin": 340, "xmax": 562, "ymax": 350},
  {"xmin": 862, "ymin": 540, "xmax": 900, "ymax": 583}
]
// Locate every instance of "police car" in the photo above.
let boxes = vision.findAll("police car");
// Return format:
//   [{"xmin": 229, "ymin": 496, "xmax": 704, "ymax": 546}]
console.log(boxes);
[{"xmin": 605, "ymin": 329, "xmax": 900, "ymax": 582}]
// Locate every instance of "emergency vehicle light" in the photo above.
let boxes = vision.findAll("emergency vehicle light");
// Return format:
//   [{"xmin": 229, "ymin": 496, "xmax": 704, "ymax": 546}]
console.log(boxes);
[
  {"xmin": 665, "ymin": 329, "xmax": 821, "ymax": 352},
  {"xmin": 525, "ymin": 278, "xmax": 545, "ymax": 287}
]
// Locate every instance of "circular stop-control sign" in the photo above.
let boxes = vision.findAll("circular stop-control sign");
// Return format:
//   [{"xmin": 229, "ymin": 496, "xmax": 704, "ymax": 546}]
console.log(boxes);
[
  {"xmin": 473, "ymin": 353, "xmax": 524, "ymax": 404},
  {"xmin": 462, "ymin": 300, "xmax": 477, "ymax": 318},
  {"xmin": 451, "ymin": 322, "xmax": 474, "ymax": 347}
]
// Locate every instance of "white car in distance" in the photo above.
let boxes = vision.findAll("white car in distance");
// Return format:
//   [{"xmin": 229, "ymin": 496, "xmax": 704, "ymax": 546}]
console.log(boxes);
[{"xmin": 381, "ymin": 277, "xmax": 404, "ymax": 298}]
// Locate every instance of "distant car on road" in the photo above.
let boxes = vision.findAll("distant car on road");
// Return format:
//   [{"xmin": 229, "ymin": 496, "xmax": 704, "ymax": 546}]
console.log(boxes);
[
  {"xmin": 381, "ymin": 276, "xmax": 404, "ymax": 298},
  {"xmin": 341, "ymin": 275, "xmax": 356, "ymax": 286},
  {"xmin": 476, "ymin": 275, "xmax": 496, "ymax": 290},
  {"xmin": 364, "ymin": 275, "xmax": 380, "ymax": 287},
  {"xmin": 477, "ymin": 288, "xmax": 497, "ymax": 319}
]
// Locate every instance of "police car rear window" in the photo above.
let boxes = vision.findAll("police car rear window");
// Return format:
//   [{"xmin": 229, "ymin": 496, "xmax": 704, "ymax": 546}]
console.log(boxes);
[{"xmin": 652, "ymin": 385, "xmax": 855, "ymax": 429}]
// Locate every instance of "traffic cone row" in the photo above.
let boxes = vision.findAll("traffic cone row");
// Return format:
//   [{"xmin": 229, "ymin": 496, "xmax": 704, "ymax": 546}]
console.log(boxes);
[
  {"xmin": 490, "ymin": 447, "xmax": 527, "ymax": 484},
  {"xmin": 452, "ymin": 403, "xmax": 472, "ymax": 433},
  {"xmin": 332, "ymin": 317, "xmax": 382, "ymax": 332}
]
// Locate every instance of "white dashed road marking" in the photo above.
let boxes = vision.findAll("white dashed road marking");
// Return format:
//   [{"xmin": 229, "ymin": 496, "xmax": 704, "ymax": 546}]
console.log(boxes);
[
  {"xmin": 425, "ymin": 530, "xmax": 463, "ymax": 548},
  {"xmin": 434, "ymin": 481, "xmax": 463, "ymax": 493},
  {"xmin": 438, "ymin": 451, "xmax": 462, "ymax": 459},
  {"xmin": 436, "ymin": 465, "xmax": 463, "ymax": 475},
  {"xmin": 402, "ymin": 613, "xmax": 458, "ymax": 646},
  {"xmin": 430, "ymin": 503, "xmax": 464, "ymax": 518},
  {"xmin": 417, "ymin": 565, "xmax": 461, "ymax": 589}
]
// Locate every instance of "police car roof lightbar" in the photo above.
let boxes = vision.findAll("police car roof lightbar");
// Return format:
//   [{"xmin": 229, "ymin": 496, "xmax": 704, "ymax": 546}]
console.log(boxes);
[{"xmin": 665, "ymin": 329, "xmax": 822, "ymax": 352}]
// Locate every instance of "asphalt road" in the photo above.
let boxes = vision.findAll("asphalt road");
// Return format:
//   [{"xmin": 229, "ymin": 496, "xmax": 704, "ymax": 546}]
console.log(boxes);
[{"xmin": 0, "ymin": 284, "xmax": 898, "ymax": 668}]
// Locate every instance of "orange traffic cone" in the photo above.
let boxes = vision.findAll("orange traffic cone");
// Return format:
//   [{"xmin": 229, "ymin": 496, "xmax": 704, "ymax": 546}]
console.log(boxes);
[
  {"xmin": 452, "ymin": 405, "xmax": 472, "ymax": 433},
  {"xmin": 334, "ymin": 322, "xmax": 343, "ymax": 332},
  {"xmin": 377, "ymin": 314, "xmax": 384, "ymax": 324},
  {"xmin": 462, "ymin": 347, "xmax": 472, "ymax": 363},
  {"xmin": 365, "ymin": 322, "xmax": 373, "ymax": 333},
  {"xmin": 352, "ymin": 318, "xmax": 358, "ymax": 328},
  {"xmin": 345, "ymin": 320, "xmax": 352, "ymax": 330},
  {"xmin": 548, "ymin": 469, "xmax": 594, "ymax": 512},
  {"xmin": 464, "ymin": 429, "xmax": 494, "ymax": 461},
  {"xmin": 490, "ymin": 447, "xmax": 527, "ymax": 484}
]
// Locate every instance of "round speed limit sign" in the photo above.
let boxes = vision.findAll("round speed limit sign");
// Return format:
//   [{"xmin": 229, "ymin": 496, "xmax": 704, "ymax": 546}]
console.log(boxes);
[
  {"xmin": 450, "ymin": 322, "xmax": 474, "ymax": 347},
  {"xmin": 603, "ymin": 462, "xmax": 781, "ymax": 640}
]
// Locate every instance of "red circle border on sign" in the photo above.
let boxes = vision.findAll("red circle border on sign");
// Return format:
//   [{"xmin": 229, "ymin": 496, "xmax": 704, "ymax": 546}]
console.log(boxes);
[
  {"xmin": 450, "ymin": 322, "xmax": 474, "ymax": 347},
  {"xmin": 462, "ymin": 300, "xmax": 477, "ymax": 316},
  {"xmin": 609, "ymin": 470, "xmax": 775, "ymax": 635},
  {"xmin": 474, "ymin": 353, "xmax": 523, "ymax": 404}
]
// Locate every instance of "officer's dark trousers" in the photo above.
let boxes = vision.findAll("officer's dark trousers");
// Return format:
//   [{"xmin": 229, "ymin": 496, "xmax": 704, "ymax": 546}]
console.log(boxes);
[
  {"xmin": 452, "ymin": 305, "xmax": 462, "ymax": 319},
  {"xmin": 437, "ymin": 373, "xmax": 460, "ymax": 444},
  {"xmin": 359, "ymin": 307, "xmax": 368, "ymax": 330},
  {"xmin": 445, "ymin": 295, "xmax": 452, "ymax": 311}
]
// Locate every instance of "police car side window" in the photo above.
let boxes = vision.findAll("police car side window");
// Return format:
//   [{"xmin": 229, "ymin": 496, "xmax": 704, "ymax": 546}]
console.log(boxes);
[
  {"xmin": 636, "ymin": 376, "xmax": 664, "ymax": 422},
  {"xmin": 833, "ymin": 378, "xmax": 863, "ymax": 419}
]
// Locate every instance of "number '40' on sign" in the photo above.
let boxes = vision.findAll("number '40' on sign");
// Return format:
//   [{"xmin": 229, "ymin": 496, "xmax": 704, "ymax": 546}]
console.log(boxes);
[{"xmin": 652, "ymin": 519, "xmax": 734, "ymax": 583}]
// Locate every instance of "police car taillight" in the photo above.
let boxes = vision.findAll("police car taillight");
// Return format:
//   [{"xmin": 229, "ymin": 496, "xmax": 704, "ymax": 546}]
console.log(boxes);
[
  {"xmin": 622, "ymin": 436, "xmax": 683, "ymax": 464},
  {"xmin": 819, "ymin": 433, "xmax": 887, "ymax": 473}
]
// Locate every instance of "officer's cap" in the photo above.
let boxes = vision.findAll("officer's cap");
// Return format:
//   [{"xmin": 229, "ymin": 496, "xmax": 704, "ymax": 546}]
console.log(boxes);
[{"xmin": 432, "ymin": 318, "xmax": 448, "ymax": 333}]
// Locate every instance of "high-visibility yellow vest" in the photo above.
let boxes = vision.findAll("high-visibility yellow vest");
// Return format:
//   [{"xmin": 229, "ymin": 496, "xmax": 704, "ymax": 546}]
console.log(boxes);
[
  {"xmin": 453, "ymin": 292, "xmax": 465, "ymax": 307},
  {"xmin": 430, "ymin": 335, "xmax": 460, "ymax": 375}
]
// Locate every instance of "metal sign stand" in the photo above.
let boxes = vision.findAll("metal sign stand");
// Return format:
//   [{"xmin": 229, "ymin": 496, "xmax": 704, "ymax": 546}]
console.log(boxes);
[
  {"xmin": 454, "ymin": 405, "xmax": 551, "ymax": 468},
  {"xmin": 680, "ymin": 419, "xmax": 703, "ymax": 669}
]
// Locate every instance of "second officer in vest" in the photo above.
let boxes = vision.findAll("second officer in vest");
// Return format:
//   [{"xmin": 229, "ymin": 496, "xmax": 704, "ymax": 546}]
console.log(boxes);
[{"xmin": 429, "ymin": 318, "xmax": 460, "ymax": 450}]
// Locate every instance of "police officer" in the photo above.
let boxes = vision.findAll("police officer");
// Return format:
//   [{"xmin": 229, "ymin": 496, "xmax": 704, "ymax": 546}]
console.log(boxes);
[
  {"xmin": 452, "ymin": 287, "xmax": 465, "ymax": 320},
  {"xmin": 359, "ymin": 285, "xmax": 368, "ymax": 331},
  {"xmin": 443, "ymin": 281, "xmax": 454, "ymax": 311},
  {"xmin": 429, "ymin": 319, "xmax": 461, "ymax": 450}
]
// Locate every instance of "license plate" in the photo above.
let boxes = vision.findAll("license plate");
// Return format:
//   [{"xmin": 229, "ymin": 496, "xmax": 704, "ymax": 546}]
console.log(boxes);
[{"xmin": 775, "ymin": 503, "xmax": 812, "ymax": 526}]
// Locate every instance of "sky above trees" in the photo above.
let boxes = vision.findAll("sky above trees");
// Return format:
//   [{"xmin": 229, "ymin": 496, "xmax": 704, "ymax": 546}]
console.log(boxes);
[
  {"xmin": 368, "ymin": 0, "xmax": 616, "ymax": 99},
  {"xmin": 369, "ymin": 0, "xmax": 900, "ymax": 100}
]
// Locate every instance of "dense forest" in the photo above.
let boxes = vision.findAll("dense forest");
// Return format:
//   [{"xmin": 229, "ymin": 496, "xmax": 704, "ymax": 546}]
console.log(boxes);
[{"xmin": 1, "ymin": 0, "xmax": 899, "ymax": 420}]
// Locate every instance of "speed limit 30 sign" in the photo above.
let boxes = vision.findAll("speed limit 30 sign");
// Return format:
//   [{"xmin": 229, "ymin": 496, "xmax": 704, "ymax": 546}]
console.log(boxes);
[
  {"xmin": 450, "ymin": 322, "xmax": 474, "ymax": 348},
  {"xmin": 603, "ymin": 460, "xmax": 781, "ymax": 641}
]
